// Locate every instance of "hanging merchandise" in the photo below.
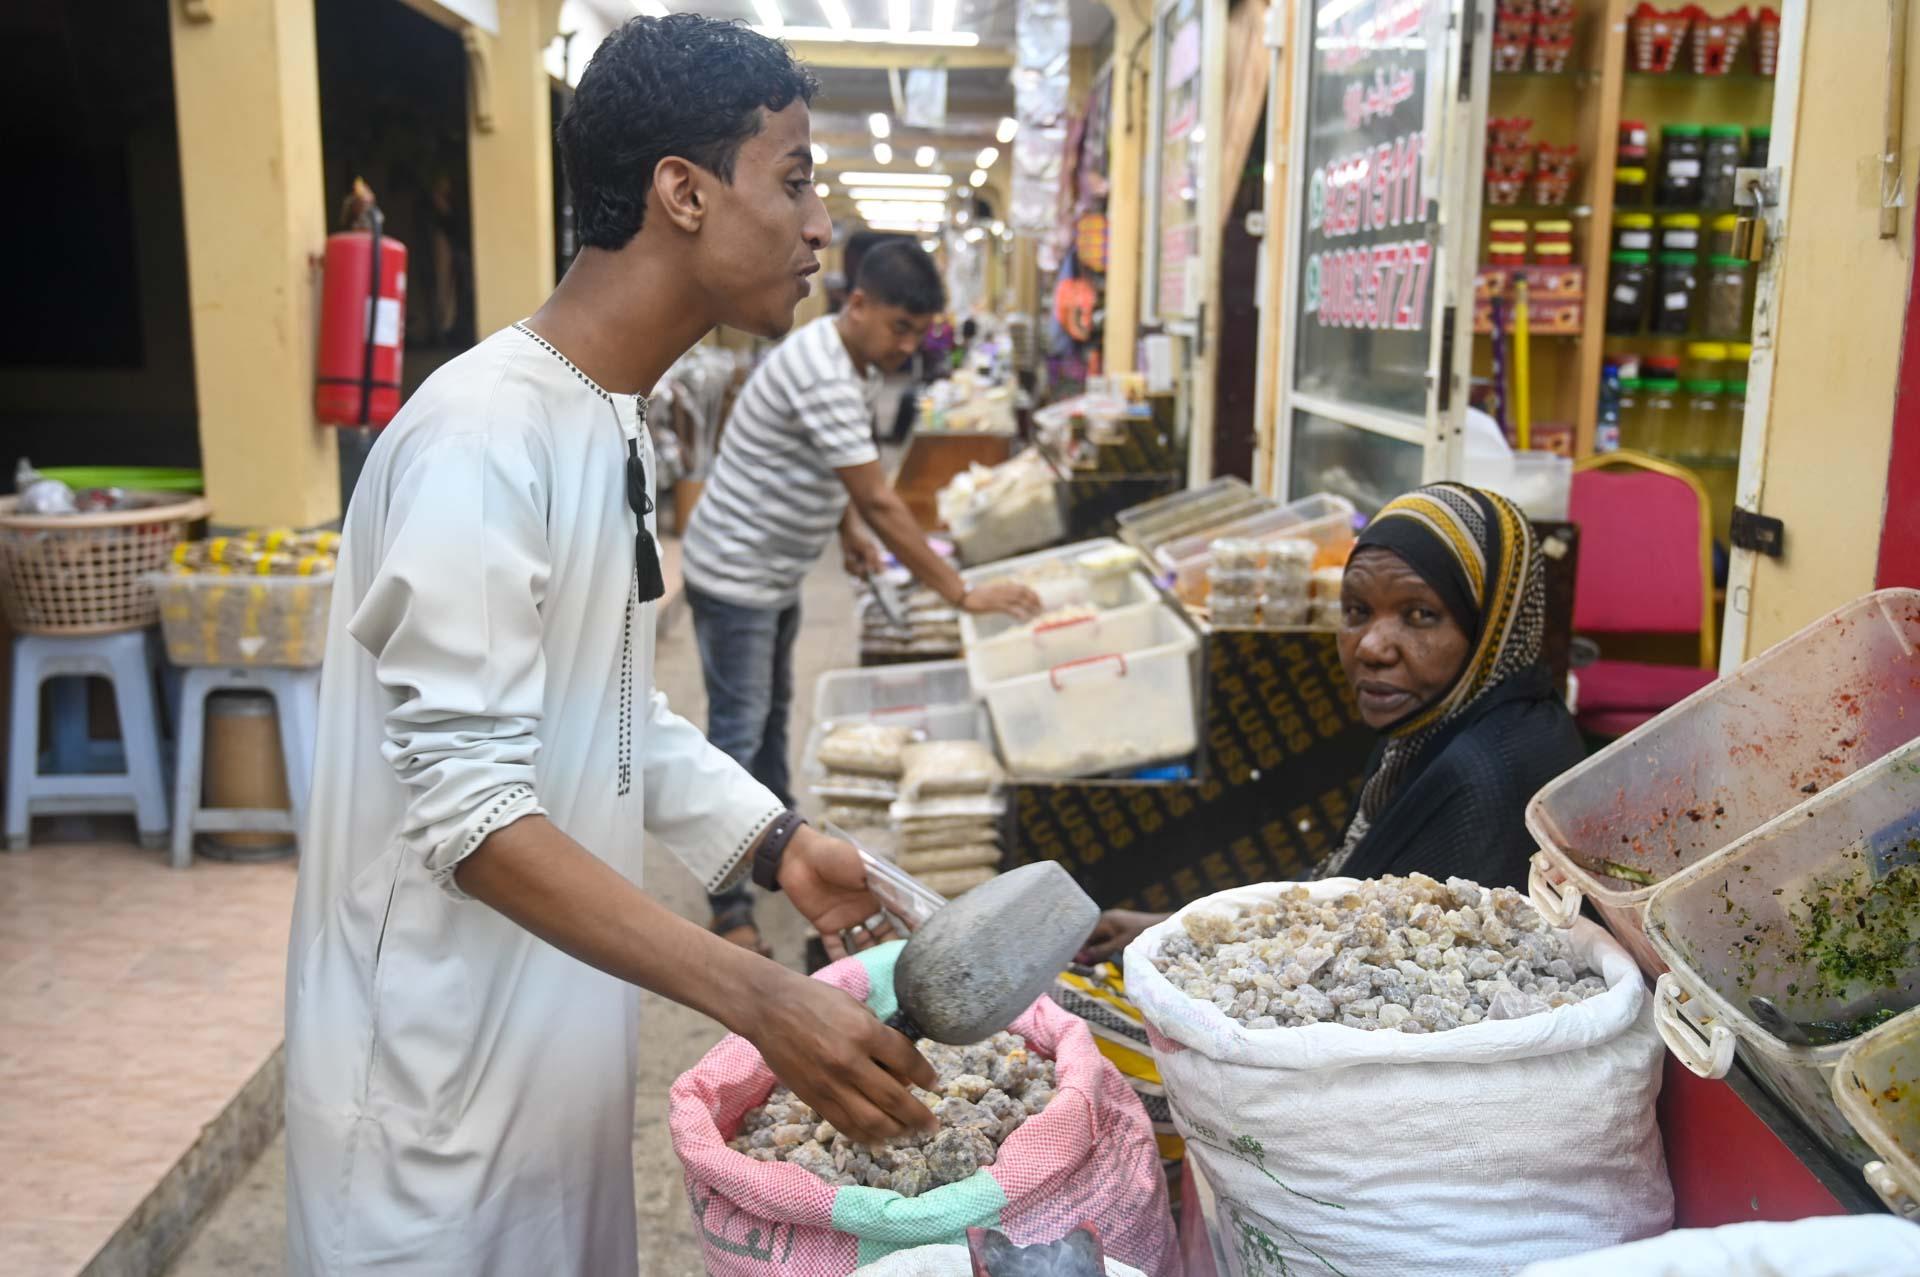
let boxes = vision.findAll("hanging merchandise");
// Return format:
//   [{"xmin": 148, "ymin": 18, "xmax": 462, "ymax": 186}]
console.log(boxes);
[
  {"xmin": 1011, "ymin": 0, "xmax": 1071, "ymax": 236},
  {"xmin": 1055, "ymin": 270, "xmax": 1097, "ymax": 343},
  {"xmin": 903, "ymin": 68, "xmax": 948, "ymax": 129},
  {"xmin": 1691, "ymin": 9, "xmax": 1750, "ymax": 76},
  {"xmin": 1629, "ymin": 5, "xmax": 1693, "ymax": 74},
  {"xmin": 1076, "ymin": 212, "xmax": 1110, "ymax": 274},
  {"xmin": 315, "ymin": 179, "xmax": 408, "ymax": 428}
]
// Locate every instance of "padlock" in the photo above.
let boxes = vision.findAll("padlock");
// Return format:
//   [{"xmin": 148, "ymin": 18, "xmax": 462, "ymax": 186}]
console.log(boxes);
[{"xmin": 1732, "ymin": 215, "xmax": 1767, "ymax": 262}]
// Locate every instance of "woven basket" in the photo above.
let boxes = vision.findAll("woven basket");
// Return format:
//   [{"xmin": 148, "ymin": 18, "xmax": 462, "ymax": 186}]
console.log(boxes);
[{"xmin": 0, "ymin": 493, "xmax": 212, "ymax": 635}]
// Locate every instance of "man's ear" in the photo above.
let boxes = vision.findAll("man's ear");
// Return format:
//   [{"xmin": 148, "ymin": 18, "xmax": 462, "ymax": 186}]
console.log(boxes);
[{"xmin": 652, "ymin": 157, "xmax": 705, "ymax": 234}]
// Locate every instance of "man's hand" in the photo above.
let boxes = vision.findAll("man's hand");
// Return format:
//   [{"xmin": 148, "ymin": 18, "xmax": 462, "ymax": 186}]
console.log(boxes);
[
  {"xmin": 960, "ymin": 579, "xmax": 1042, "ymax": 621},
  {"xmin": 1075, "ymin": 908, "xmax": 1171, "ymax": 964},
  {"xmin": 744, "ymin": 969, "xmax": 938, "ymax": 1144},
  {"xmin": 840, "ymin": 531, "xmax": 886, "ymax": 579},
  {"xmin": 779, "ymin": 826, "xmax": 896, "ymax": 959}
]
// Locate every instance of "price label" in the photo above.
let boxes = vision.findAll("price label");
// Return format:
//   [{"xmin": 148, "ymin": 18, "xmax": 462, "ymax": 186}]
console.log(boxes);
[
  {"xmin": 1668, "ymin": 158, "xmax": 1702, "ymax": 178},
  {"xmin": 1620, "ymin": 231, "xmax": 1651, "ymax": 249},
  {"xmin": 1665, "ymin": 291, "xmax": 1691, "ymax": 310},
  {"xmin": 1613, "ymin": 285, "xmax": 1638, "ymax": 304},
  {"xmin": 1666, "ymin": 231, "xmax": 1699, "ymax": 249}
]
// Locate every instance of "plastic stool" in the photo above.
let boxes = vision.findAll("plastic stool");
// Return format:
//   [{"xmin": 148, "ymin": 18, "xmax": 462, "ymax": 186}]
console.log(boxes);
[
  {"xmin": 6, "ymin": 631, "xmax": 171, "ymax": 851},
  {"xmin": 171, "ymin": 666, "xmax": 319, "ymax": 869}
]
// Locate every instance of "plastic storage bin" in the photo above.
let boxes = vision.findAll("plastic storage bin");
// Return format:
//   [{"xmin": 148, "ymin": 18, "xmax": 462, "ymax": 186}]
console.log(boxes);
[
  {"xmin": 1833, "ymin": 1010, "xmax": 1920, "ymax": 1219},
  {"xmin": 1156, "ymin": 493, "xmax": 1357, "ymax": 604},
  {"xmin": 979, "ymin": 604, "xmax": 1201, "ymax": 779},
  {"xmin": 803, "ymin": 659, "xmax": 992, "ymax": 785},
  {"xmin": 150, "ymin": 571, "xmax": 333, "ymax": 667},
  {"xmin": 1645, "ymin": 736, "xmax": 1920, "ymax": 1171},
  {"xmin": 1528, "ymin": 588, "xmax": 1920, "ymax": 975},
  {"xmin": 1114, "ymin": 477, "xmax": 1252, "ymax": 542},
  {"xmin": 959, "ymin": 538, "xmax": 1157, "ymax": 646},
  {"xmin": 965, "ymin": 600, "xmax": 1166, "ymax": 688}
]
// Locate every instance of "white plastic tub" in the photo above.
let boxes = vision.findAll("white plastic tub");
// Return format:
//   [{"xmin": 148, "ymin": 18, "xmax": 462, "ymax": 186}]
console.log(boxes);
[
  {"xmin": 958, "ymin": 537, "xmax": 1158, "ymax": 646},
  {"xmin": 1114, "ymin": 477, "xmax": 1252, "ymax": 541},
  {"xmin": 1527, "ymin": 588, "xmax": 1920, "ymax": 975},
  {"xmin": 1644, "ymin": 735, "xmax": 1920, "ymax": 1171},
  {"xmin": 1833, "ymin": 1010, "xmax": 1920, "ymax": 1219},
  {"xmin": 803, "ymin": 659, "xmax": 993, "ymax": 786},
  {"xmin": 979, "ymin": 604, "xmax": 1200, "ymax": 779},
  {"xmin": 1154, "ymin": 492, "xmax": 1357, "ymax": 605},
  {"xmin": 965, "ymin": 600, "xmax": 1167, "ymax": 689}
]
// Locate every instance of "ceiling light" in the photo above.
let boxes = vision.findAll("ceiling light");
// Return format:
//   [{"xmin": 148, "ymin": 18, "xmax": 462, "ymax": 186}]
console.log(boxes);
[
  {"xmin": 752, "ymin": 0, "xmax": 783, "ymax": 31},
  {"xmin": 856, "ymin": 198, "xmax": 945, "ymax": 215},
  {"xmin": 872, "ymin": 141, "xmax": 893, "ymax": 165},
  {"xmin": 914, "ymin": 146, "xmax": 936, "ymax": 167},
  {"xmin": 931, "ymin": 0, "xmax": 956, "ymax": 32},
  {"xmin": 921, "ymin": 237, "xmax": 940, "ymax": 251},
  {"xmin": 888, "ymin": 0, "xmax": 910, "ymax": 34},
  {"xmin": 869, "ymin": 113, "xmax": 891, "ymax": 139},
  {"xmin": 996, "ymin": 117, "xmax": 1018, "ymax": 144},
  {"xmin": 991, "ymin": 219, "xmax": 1006, "ymax": 236},
  {"xmin": 975, "ymin": 146, "xmax": 999, "ymax": 168},
  {"xmin": 847, "ymin": 187, "xmax": 947, "ymax": 202},
  {"xmin": 836, "ymin": 171, "xmax": 952, "ymax": 187},
  {"xmin": 814, "ymin": 182, "xmax": 830, "ymax": 197},
  {"xmin": 635, "ymin": 0, "xmax": 668, "ymax": 16},
  {"xmin": 969, "ymin": 168, "xmax": 988, "ymax": 187},
  {"xmin": 811, "ymin": 142, "xmax": 828, "ymax": 165},
  {"xmin": 818, "ymin": 0, "xmax": 852, "ymax": 29},
  {"xmin": 750, "ymin": 25, "xmax": 980, "ymax": 46},
  {"xmin": 955, "ymin": 208, "xmax": 970, "ymax": 225},
  {"xmin": 867, "ymin": 220, "xmax": 940, "ymax": 233},
  {"xmin": 964, "ymin": 226, "xmax": 985, "ymax": 243}
]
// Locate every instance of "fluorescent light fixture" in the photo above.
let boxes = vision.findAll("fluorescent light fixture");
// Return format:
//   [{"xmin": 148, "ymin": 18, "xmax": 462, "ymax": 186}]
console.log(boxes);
[
  {"xmin": 818, "ymin": 0, "xmax": 852, "ymax": 29},
  {"xmin": 814, "ymin": 182, "xmax": 831, "ymax": 197},
  {"xmin": 888, "ymin": 0, "xmax": 910, "ymax": 34},
  {"xmin": 869, "ymin": 113, "xmax": 891, "ymax": 139},
  {"xmin": 752, "ymin": 0, "xmax": 783, "ymax": 31},
  {"xmin": 921, "ymin": 237, "xmax": 940, "ymax": 251},
  {"xmin": 996, "ymin": 116, "xmax": 1018, "ymax": 144},
  {"xmin": 914, "ymin": 145, "xmax": 936, "ymax": 167},
  {"xmin": 856, "ymin": 199, "xmax": 946, "ymax": 218},
  {"xmin": 847, "ymin": 187, "xmax": 947, "ymax": 202},
  {"xmin": 964, "ymin": 226, "xmax": 985, "ymax": 243},
  {"xmin": 751, "ymin": 25, "xmax": 980, "ymax": 45},
  {"xmin": 968, "ymin": 168, "xmax": 988, "ymax": 187},
  {"xmin": 955, "ymin": 208, "xmax": 970, "ymax": 225},
  {"xmin": 835, "ymin": 171, "xmax": 952, "ymax": 187},
  {"xmin": 867, "ymin": 220, "xmax": 940, "ymax": 233},
  {"xmin": 872, "ymin": 141, "xmax": 893, "ymax": 165},
  {"xmin": 931, "ymin": 0, "xmax": 956, "ymax": 32},
  {"xmin": 991, "ymin": 219, "xmax": 1006, "ymax": 235},
  {"xmin": 811, "ymin": 142, "xmax": 828, "ymax": 165},
  {"xmin": 975, "ymin": 146, "xmax": 999, "ymax": 168}
]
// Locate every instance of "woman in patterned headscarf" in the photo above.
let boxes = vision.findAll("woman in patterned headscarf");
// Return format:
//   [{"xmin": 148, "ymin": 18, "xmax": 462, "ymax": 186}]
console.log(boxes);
[{"xmin": 1080, "ymin": 482, "xmax": 1584, "ymax": 962}]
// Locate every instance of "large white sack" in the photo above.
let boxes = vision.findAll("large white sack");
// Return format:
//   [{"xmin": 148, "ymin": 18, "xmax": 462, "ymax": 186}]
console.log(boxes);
[
  {"xmin": 1124, "ymin": 879, "xmax": 1673, "ymax": 1277},
  {"xmin": 1514, "ymin": 1216, "xmax": 1920, "ymax": 1276},
  {"xmin": 851, "ymin": 1244, "xmax": 1148, "ymax": 1276}
]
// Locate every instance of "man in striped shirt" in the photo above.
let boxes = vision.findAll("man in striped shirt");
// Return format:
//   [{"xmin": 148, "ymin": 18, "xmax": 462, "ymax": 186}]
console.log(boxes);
[{"xmin": 681, "ymin": 241, "xmax": 1039, "ymax": 952}]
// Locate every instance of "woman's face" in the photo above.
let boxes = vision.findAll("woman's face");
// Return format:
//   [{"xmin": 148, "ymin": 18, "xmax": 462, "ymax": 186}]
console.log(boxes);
[{"xmin": 1337, "ymin": 548, "xmax": 1472, "ymax": 729}]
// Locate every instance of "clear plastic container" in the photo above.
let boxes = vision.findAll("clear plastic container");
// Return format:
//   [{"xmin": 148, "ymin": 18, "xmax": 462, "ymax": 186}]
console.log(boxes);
[
  {"xmin": 1716, "ymin": 379, "xmax": 1748, "ymax": 458},
  {"xmin": 1114, "ymin": 477, "xmax": 1252, "ymax": 538},
  {"xmin": 1607, "ymin": 251, "xmax": 1652, "ymax": 334},
  {"xmin": 1641, "ymin": 378, "xmax": 1683, "ymax": 455},
  {"xmin": 1654, "ymin": 254, "xmax": 1698, "ymax": 336},
  {"xmin": 1159, "ymin": 492, "xmax": 1357, "ymax": 604},
  {"xmin": 959, "ymin": 537, "xmax": 1155, "ymax": 646},
  {"xmin": 1613, "ymin": 212, "xmax": 1656, "ymax": 254},
  {"xmin": 1259, "ymin": 587, "xmax": 1311, "ymax": 626},
  {"xmin": 1645, "ymin": 736, "xmax": 1920, "ymax": 1171},
  {"xmin": 1616, "ymin": 378, "xmax": 1646, "ymax": 451},
  {"xmin": 1658, "ymin": 212, "xmax": 1702, "ymax": 255},
  {"xmin": 803, "ymin": 659, "xmax": 992, "ymax": 785},
  {"xmin": 1210, "ymin": 537, "xmax": 1267, "ymax": 572},
  {"xmin": 1210, "ymin": 597, "xmax": 1261, "ymax": 629},
  {"xmin": 1833, "ymin": 1010, "xmax": 1920, "ymax": 1218},
  {"xmin": 979, "ymin": 604, "xmax": 1202, "ymax": 778},
  {"xmin": 150, "ymin": 571, "xmax": 334, "ymax": 668},
  {"xmin": 1205, "ymin": 566, "xmax": 1262, "ymax": 601},
  {"xmin": 1702, "ymin": 125, "xmax": 1745, "ymax": 209},
  {"xmin": 1116, "ymin": 478, "xmax": 1265, "ymax": 556},
  {"xmin": 1705, "ymin": 255, "xmax": 1752, "ymax": 339},
  {"xmin": 1527, "ymin": 588, "xmax": 1920, "ymax": 976},
  {"xmin": 1677, "ymin": 380, "xmax": 1723, "ymax": 461},
  {"xmin": 965, "ymin": 599, "xmax": 1166, "ymax": 688}
]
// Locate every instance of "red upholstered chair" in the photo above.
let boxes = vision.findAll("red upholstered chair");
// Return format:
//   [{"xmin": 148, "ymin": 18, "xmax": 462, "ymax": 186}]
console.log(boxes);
[{"xmin": 1568, "ymin": 451, "xmax": 1719, "ymax": 737}]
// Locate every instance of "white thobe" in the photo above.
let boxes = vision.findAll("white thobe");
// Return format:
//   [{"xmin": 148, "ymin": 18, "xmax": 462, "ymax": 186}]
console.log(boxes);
[{"xmin": 284, "ymin": 325, "xmax": 782, "ymax": 1275}]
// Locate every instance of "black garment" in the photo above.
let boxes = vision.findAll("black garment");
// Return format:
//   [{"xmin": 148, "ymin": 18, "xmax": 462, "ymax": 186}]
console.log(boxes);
[{"xmin": 1333, "ymin": 663, "xmax": 1585, "ymax": 891}]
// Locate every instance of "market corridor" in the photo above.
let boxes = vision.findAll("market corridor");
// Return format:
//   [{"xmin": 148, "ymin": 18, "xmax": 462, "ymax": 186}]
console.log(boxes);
[{"xmin": 163, "ymin": 551, "xmax": 862, "ymax": 1277}]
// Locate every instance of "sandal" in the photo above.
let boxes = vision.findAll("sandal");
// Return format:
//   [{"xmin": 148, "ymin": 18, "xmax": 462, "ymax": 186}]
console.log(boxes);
[{"xmin": 710, "ymin": 904, "xmax": 773, "ymax": 959}]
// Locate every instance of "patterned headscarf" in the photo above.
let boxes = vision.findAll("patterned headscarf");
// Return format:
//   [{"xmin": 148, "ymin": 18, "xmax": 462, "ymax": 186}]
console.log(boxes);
[{"xmin": 1320, "ymin": 483, "xmax": 1548, "ymax": 876}]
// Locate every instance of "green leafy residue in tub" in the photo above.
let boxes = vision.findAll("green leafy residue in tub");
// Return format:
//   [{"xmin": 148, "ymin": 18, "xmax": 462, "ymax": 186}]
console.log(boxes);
[
  {"xmin": 1800, "ymin": 1007, "xmax": 1902, "ymax": 1047},
  {"xmin": 1787, "ymin": 862, "xmax": 1920, "ymax": 997}
]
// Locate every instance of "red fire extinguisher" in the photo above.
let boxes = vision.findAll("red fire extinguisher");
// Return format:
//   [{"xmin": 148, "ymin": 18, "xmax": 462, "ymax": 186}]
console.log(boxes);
[{"xmin": 315, "ymin": 181, "xmax": 408, "ymax": 428}]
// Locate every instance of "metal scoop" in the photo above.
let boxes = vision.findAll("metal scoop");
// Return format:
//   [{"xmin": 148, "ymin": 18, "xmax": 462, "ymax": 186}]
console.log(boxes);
[{"xmin": 885, "ymin": 860, "xmax": 1100, "ymax": 1045}]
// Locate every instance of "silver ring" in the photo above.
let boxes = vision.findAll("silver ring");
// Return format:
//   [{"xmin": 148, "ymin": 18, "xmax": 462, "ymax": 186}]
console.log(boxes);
[{"xmin": 838, "ymin": 910, "xmax": 890, "ymax": 952}]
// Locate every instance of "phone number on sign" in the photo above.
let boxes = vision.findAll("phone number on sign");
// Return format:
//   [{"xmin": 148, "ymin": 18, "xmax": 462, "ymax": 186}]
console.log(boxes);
[{"xmin": 1306, "ymin": 239, "xmax": 1432, "ymax": 331}]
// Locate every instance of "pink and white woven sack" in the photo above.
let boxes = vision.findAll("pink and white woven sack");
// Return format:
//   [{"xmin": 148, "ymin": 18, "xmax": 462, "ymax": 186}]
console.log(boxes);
[{"xmin": 669, "ymin": 942, "xmax": 1178, "ymax": 1275}]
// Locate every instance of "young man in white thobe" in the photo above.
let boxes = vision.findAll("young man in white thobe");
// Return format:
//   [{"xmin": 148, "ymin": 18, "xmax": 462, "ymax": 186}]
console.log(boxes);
[{"xmin": 284, "ymin": 17, "xmax": 936, "ymax": 1274}]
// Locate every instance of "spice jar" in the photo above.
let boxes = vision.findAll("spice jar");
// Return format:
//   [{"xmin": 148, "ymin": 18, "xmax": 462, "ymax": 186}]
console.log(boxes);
[
  {"xmin": 1643, "ymin": 354, "xmax": 1682, "ymax": 385},
  {"xmin": 1746, "ymin": 126, "xmax": 1771, "ymax": 170},
  {"xmin": 1717, "ymin": 379, "xmax": 1748, "ymax": 458},
  {"xmin": 1617, "ymin": 119, "xmax": 1649, "ymax": 168},
  {"xmin": 1642, "ymin": 377, "xmax": 1683, "ymax": 456},
  {"xmin": 1659, "ymin": 213, "xmax": 1702, "ymax": 255},
  {"xmin": 1654, "ymin": 253, "xmax": 1699, "ymax": 335},
  {"xmin": 1728, "ymin": 340, "xmax": 1754, "ymax": 373},
  {"xmin": 1534, "ymin": 218, "xmax": 1574, "ymax": 254},
  {"xmin": 1658, "ymin": 125, "xmax": 1705, "ymax": 206},
  {"xmin": 1615, "ymin": 165, "xmax": 1649, "ymax": 208},
  {"xmin": 1683, "ymin": 341, "xmax": 1729, "ymax": 383},
  {"xmin": 1702, "ymin": 126, "xmax": 1744, "ymax": 208},
  {"xmin": 1489, "ymin": 219, "xmax": 1530, "ymax": 254},
  {"xmin": 1708, "ymin": 213, "xmax": 1741, "ymax": 258},
  {"xmin": 1704, "ymin": 255, "xmax": 1751, "ymax": 338},
  {"xmin": 1615, "ymin": 376, "xmax": 1646, "ymax": 452},
  {"xmin": 1614, "ymin": 213, "xmax": 1655, "ymax": 254},
  {"xmin": 1607, "ymin": 251, "xmax": 1652, "ymax": 334},
  {"xmin": 1679, "ymin": 380, "xmax": 1724, "ymax": 461}
]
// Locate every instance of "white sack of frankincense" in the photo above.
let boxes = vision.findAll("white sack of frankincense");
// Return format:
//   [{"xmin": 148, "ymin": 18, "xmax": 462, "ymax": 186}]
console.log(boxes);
[{"xmin": 1124, "ymin": 875, "xmax": 1672, "ymax": 1277}]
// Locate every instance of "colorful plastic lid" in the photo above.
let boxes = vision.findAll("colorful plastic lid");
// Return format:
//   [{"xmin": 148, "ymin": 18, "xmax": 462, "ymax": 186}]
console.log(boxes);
[
  {"xmin": 1643, "ymin": 378, "xmax": 1682, "ymax": 392},
  {"xmin": 1616, "ymin": 166, "xmax": 1649, "ymax": 182},
  {"xmin": 1536, "ymin": 243, "xmax": 1574, "ymax": 256},
  {"xmin": 1713, "ymin": 213, "xmax": 1741, "ymax": 230},
  {"xmin": 1687, "ymin": 342, "xmax": 1730, "ymax": 359},
  {"xmin": 1704, "ymin": 125, "xmax": 1746, "ymax": 139},
  {"xmin": 1663, "ymin": 123, "xmax": 1705, "ymax": 136},
  {"xmin": 1709, "ymin": 254, "xmax": 1749, "ymax": 267},
  {"xmin": 1730, "ymin": 341, "xmax": 1754, "ymax": 360},
  {"xmin": 1617, "ymin": 213, "xmax": 1656, "ymax": 229},
  {"xmin": 1749, "ymin": 126, "xmax": 1771, "ymax": 139},
  {"xmin": 1490, "ymin": 219, "xmax": 1530, "ymax": 232},
  {"xmin": 1684, "ymin": 379, "xmax": 1726, "ymax": 394},
  {"xmin": 1490, "ymin": 243, "xmax": 1527, "ymax": 256},
  {"xmin": 1660, "ymin": 213, "xmax": 1703, "ymax": 228},
  {"xmin": 1611, "ymin": 250, "xmax": 1651, "ymax": 264},
  {"xmin": 1645, "ymin": 355, "xmax": 1683, "ymax": 373},
  {"xmin": 1618, "ymin": 377, "xmax": 1644, "ymax": 390},
  {"xmin": 1535, "ymin": 219, "xmax": 1575, "ymax": 233},
  {"xmin": 1658, "ymin": 252, "xmax": 1700, "ymax": 265},
  {"xmin": 1728, "ymin": 379, "xmax": 1749, "ymax": 393}
]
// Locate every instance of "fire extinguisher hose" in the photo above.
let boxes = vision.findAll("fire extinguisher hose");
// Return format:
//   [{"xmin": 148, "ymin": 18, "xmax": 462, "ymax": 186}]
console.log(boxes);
[{"xmin": 359, "ymin": 205, "xmax": 385, "ymax": 428}]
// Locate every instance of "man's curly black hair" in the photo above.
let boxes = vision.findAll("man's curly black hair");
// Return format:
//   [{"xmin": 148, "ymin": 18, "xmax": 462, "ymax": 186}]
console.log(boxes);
[{"xmin": 557, "ymin": 15, "xmax": 818, "ymax": 252}]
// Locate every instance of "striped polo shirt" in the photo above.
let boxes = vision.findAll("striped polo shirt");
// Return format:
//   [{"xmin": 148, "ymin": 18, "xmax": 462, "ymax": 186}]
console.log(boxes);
[{"xmin": 680, "ymin": 316, "xmax": 883, "ymax": 609}]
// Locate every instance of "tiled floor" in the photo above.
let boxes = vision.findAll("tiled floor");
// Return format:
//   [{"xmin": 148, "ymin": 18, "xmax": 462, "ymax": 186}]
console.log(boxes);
[{"xmin": 0, "ymin": 832, "xmax": 295, "ymax": 1275}]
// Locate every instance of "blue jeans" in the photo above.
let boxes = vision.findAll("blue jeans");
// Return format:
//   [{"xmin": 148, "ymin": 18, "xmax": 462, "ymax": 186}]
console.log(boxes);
[{"xmin": 687, "ymin": 583, "xmax": 801, "ymax": 923}]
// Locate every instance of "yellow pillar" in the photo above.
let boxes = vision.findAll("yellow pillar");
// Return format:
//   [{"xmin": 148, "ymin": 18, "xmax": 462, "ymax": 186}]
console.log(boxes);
[
  {"xmin": 467, "ymin": 0, "xmax": 560, "ymax": 338},
  {"xmin": 1101, "ymin": 0, "xmax": 1148, "ymax": 374},
  {"xmin": 169, "ymin": 0, "xmax": 338, "ymax": 527},
  {"xmin": 1014, "ymin": 238, "xmax": 1040, "ymax": 317}
]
